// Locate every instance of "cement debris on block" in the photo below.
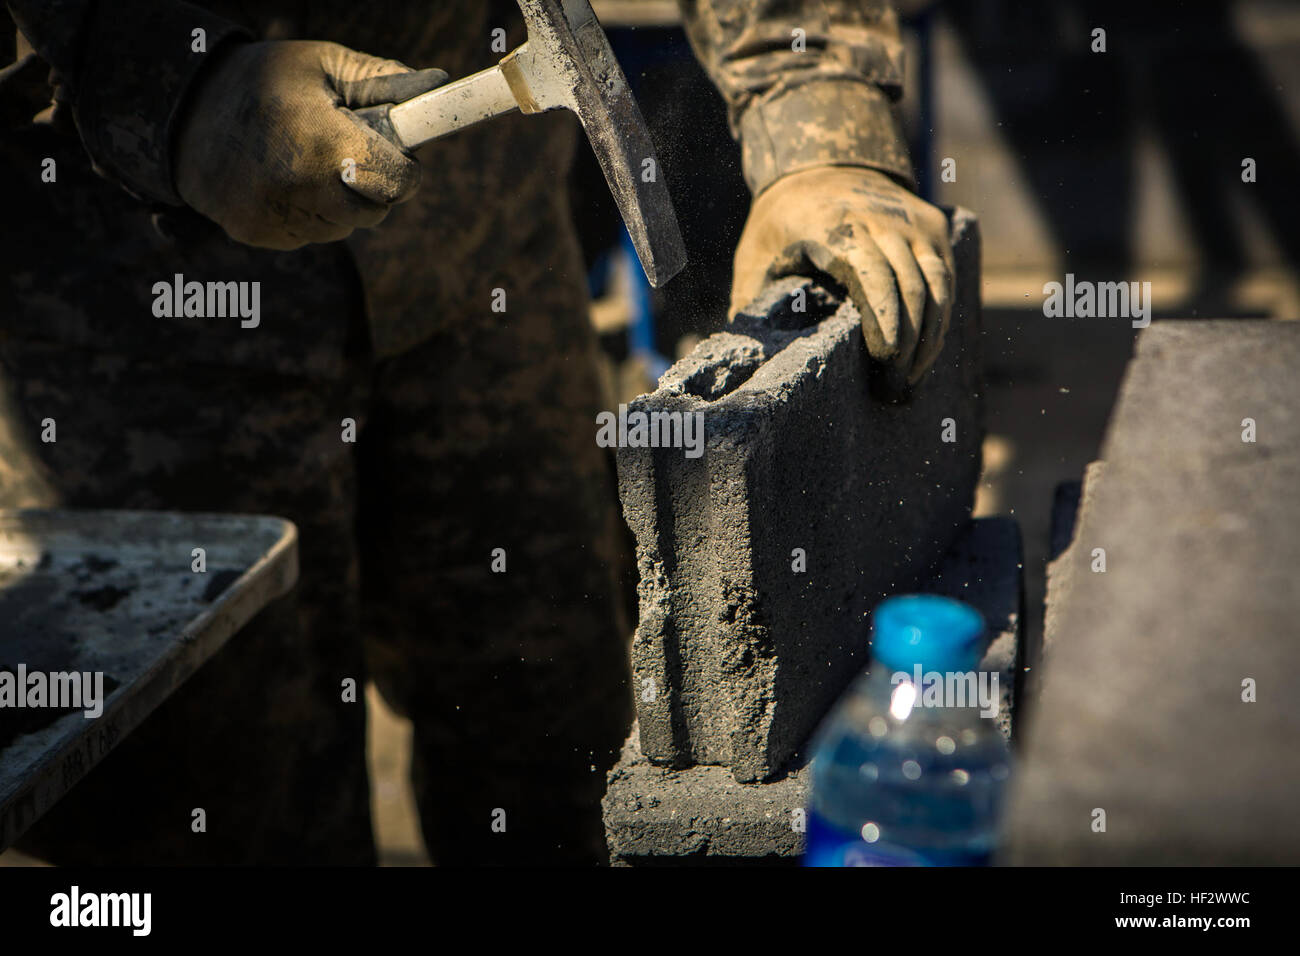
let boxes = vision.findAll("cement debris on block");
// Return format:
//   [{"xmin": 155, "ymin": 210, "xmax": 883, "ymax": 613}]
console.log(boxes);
[
  {"xmin": 616, "ymin": 209, "xmax": 984, "ymax": 782},
  {"xmin": 1007, "ymin": 321, "xmax": 1300, "ymax": 865},
  {"xmin": 604, "ymin": 516, "xmax": 1024, "ymax": 864}
]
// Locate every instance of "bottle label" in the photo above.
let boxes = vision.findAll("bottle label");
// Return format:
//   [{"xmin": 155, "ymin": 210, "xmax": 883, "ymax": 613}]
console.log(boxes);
[{"xmin": 804, "ymin": 810, "xmax": 991, "ymax": 867}]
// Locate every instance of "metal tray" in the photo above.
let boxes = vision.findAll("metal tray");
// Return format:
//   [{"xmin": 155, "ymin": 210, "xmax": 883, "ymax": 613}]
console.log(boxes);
[{"xmin": 0, "ymin": 509, "xmax": 297, "ymax": 851}]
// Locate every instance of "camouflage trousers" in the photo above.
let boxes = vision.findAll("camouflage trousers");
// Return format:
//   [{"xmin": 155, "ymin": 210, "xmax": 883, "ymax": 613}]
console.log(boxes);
[{"xmin": 0, "ymin": 124, "xmax": 633, "ymax": 866}]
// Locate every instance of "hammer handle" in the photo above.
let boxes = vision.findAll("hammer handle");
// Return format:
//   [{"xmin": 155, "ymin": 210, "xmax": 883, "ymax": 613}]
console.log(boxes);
[{"xmin": 355, "ymin": 65, "xmax": 520, "ymax": 151}]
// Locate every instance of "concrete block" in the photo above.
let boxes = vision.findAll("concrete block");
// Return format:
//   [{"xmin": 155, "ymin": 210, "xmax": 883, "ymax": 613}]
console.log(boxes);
[
  {"xmin": 616, "ymin": 209, "xmax": 983, "ymax": 782},
  {"xmin": 1007, "ymin": 321, "xmax": 1300, "ymax": 865},
  {"xmin": 604, "ymin": 517, "xmax": 1024, "ymax": 864}
]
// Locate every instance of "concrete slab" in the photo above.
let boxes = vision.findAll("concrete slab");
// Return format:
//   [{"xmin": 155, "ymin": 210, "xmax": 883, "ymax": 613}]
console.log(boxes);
[
  {"xmin": 1006, "ymin": 320, "xmax": 1300, "ymax": 865},
  {"xmin": 616, "ymin": 209, "xmax": 984, "ymax": 782}
]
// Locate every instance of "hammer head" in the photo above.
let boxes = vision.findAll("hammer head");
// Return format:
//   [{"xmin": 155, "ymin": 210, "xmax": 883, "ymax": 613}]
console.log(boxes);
[{"xmin": 512, "ymin": 0, "xmax": 686, "ymax": 287}]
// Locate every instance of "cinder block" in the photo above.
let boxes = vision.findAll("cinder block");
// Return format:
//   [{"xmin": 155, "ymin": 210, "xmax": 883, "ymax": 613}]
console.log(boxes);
[
  {"xmin": 1007, "ymin": 321, "xmax": 1300, "ymax": 865},
  {"xmin": 616, "ymin": 212, "xmax": 983, "ymax": 782},
  {"xmin": 603, "ymin": 517, "xmax": 1024, "ymax": 864}
]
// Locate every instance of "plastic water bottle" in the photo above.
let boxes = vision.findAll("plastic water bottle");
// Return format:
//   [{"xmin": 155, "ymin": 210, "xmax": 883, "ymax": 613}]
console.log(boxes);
[{"xmin": 804, "ymin": 594, "xmax": 1012, "ymax": 866}]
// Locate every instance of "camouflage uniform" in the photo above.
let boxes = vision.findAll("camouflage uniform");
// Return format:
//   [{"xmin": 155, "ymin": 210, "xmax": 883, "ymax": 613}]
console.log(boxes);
[{"xmin": 0, "ymin": 1, "xmax": 911, "ymax": 863}]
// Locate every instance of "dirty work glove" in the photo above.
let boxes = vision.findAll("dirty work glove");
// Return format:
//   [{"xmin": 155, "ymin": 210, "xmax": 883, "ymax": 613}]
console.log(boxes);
[
  {"xmin": 175, "ymin": 41, "xmax": 448, "ymax": 249},
  {"xmin": 731, "ymin": 166, "xmax": 954, "ymax": 388}
]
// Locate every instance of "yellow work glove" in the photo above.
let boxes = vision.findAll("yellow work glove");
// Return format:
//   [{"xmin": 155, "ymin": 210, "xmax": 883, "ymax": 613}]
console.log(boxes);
[
  {"xmin": 175, "ymin": 40, "xmax": 448, "ymax": 249},
  {"xmin": 731, "ymin": 166, "xmax": 954, "ymax": 387}
]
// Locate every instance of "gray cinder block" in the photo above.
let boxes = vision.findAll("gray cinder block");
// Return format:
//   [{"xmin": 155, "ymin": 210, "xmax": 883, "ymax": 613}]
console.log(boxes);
[
  {"xmin": 604, "ymin": 516, "xmax": 1024, "ymax": 864},
  {"xmin": 616, "ymin": 210, "xmax": 983, "ymax": 783}
]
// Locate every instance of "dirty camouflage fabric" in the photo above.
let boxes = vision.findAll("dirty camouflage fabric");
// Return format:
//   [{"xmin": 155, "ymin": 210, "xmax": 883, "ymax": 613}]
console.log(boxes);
[
  {"xmin": 0, "ymin": 116, "xmax": 630, "ymax": 863},
  {"xmin": 6, "ymin": 0, "xmax": 913, "ymax": 359},
  {"xmin": 356, "ymin": 225, "xmax": 634, "ymax": 863},
  {"xmin": 0, "ymin": 8, "xmax": 628, "ymax": 866}
]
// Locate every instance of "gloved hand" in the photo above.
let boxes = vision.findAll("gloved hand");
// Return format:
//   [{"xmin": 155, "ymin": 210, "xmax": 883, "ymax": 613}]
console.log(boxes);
[
  {"xmin": 731, "ymin": 166, "xmax": 954, "ymax": 388},
  {"xmin": 174, "ymin": 40, "xmax": 448, "ymax": 249}
]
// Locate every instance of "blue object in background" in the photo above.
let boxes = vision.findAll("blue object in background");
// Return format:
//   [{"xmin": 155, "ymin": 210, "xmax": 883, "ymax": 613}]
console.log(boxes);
[
  {"xmin": 804, "ymin": 594, "xmax": 1012, "ymax": 867},
  {"xmin": 621, "ymin": 227, "xmax": 671, "ymax": 380}
]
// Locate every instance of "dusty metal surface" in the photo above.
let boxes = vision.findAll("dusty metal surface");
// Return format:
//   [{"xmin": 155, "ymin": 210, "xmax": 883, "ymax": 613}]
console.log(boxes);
[{"xmin": 0, "ymin": 509, "xmax": 297, "ymax": 851}]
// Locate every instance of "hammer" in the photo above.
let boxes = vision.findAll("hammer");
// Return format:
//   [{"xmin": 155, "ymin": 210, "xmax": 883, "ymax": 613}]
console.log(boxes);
[{"xmin": 356, "ymin": 0, "xmax": 686, "ymax": 287}]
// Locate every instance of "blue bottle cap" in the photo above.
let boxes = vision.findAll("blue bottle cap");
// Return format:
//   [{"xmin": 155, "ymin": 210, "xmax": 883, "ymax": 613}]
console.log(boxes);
[{"xmin": 871, "ymin": 594, "xmax": 986, "ymax": 675}]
